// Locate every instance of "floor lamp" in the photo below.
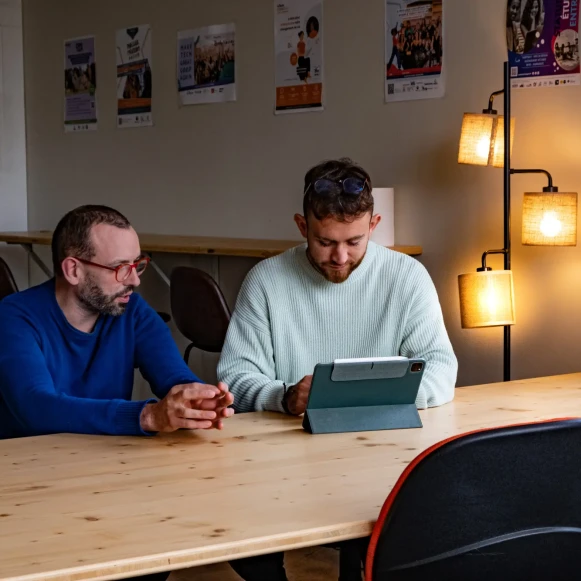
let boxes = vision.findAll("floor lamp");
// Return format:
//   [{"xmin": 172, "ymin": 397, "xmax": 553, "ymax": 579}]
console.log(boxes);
[{"xmin": 457, "ymin": 61, "xmax": 578, "ymax": 382}]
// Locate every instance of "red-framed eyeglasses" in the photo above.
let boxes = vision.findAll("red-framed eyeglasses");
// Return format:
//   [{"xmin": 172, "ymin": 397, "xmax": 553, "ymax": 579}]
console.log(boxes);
[{"xmin": 75, "ymin": 256, "xmax": 150, "ymax": 283}]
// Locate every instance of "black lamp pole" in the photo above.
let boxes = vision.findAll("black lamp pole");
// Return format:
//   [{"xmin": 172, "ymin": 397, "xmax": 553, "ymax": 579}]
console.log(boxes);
[
  {"xmin": 503, "ymin": 61, "xmax": 512, "ymax": 382},
  {"xmin": 476, "ymin": 62, "xmax": 512, "ymax": 382},
  {"xmin": 476, "ymin": 63, "xmax": 558, "ymax": 382}
]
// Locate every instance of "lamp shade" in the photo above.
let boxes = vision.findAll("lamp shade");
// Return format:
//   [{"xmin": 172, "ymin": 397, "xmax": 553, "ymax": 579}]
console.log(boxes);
[
  {"xmin": 489, "ymin": 115, "xmax": 516, "ymax": 168},
  {"xmin": 458, "ymin": 113, "xmax": 515, "ymax": 167},
  {"xmin": 458, "ymin": 270, "xmax": 516, "ymax": 328},
  {"xmin": 522, "ymin": 192, "xmax": 578, "ymax": 246},
  {"xmin": 458, "ymin": 113, "xmax": 496, "ymax": 166}
]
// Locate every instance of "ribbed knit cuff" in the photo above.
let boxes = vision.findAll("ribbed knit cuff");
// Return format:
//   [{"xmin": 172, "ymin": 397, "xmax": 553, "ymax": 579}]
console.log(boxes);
[
  {"xmin": 257, "ymin": 382, "xmax": 286, "ymax": 413},
  {"xmin": 415, "ymin": 388, "xmax": 427, "ymax": 410},
  {"xmin": 114, "ymin": 399, "xmax": 158, "ymax": 436}
]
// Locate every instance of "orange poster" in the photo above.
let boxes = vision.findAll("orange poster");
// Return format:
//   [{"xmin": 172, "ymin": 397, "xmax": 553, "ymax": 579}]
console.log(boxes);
[
  {"xmin": 116, "ymin": 25, "xmax": 153, "ymax": 128},
  {"xmin": 274, "ymin": 0, "xmax": 324, "ymax": 113}
]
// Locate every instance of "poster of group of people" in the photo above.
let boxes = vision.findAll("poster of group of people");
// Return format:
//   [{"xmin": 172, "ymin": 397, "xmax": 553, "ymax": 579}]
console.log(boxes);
[
  {"xmin": 116, "ymin": 25, "xmax": 153, "ymax": 128},
  {"xmin": 64, "ymin": 36, "xmax": 97, "ymax": 132},
  {"xmin": 507, "ymin": 0, "xmax": 580, "ymax": 89},
  {"xmin": 274, "ymin": 0, "xmax": 324, "ymax": 114},
  {"xmin": 177, "ymin": 23, "xmax": 236, "ymax": 105},
  {"xmin": 385, "ymin": 0, "xmax": 445, "ymax": 102}
]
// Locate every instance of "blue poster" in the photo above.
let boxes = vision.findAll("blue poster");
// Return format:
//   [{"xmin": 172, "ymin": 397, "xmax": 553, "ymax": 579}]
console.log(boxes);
[
  {"xmin": 508, "ymin": 0, "xmax": 580, "ymax": 89},
  {"xmin": 64, "ymin": 36, "xmax": 97, "ymax": 132}
]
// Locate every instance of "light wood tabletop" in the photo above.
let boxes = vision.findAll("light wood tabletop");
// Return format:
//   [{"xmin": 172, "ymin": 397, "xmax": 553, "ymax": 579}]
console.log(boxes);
[
  {"xmin": 0, "ymin": 231, "xmax": 423, "ymax": 259},
  {"xmin": 2, "ymin": 373, "xmax": 580, "ymax": 581}
]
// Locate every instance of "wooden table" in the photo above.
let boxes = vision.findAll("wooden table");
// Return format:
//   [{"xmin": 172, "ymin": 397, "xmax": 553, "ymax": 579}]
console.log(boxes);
[
  {"xmin": 0, "ymin": 231, "xmax": 422, "ymax": 275},
  {"xmin": 0, "ymin": 231, "xmax": 422, "ymax": 287},
  {"xmin": 3, "ymin": 373, "xmax": 579, "ymax": 581}
]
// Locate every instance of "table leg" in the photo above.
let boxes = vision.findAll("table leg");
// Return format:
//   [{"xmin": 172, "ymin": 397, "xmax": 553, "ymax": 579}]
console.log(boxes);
[
  {"xmin": 145, "ymin": 253, "xmax": 170, "ymax": 287},
  {"xmin": 21, "ymin": 244, "xmax": 53, "ymax": 278}
]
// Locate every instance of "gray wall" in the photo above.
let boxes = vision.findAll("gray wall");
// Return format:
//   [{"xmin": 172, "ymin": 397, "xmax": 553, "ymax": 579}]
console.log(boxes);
[
  {"xmin": 0, "ymin": 0, "xmax": 28, "ymax": 290},
  {"xmin": 21, "ymin": 0, "xmax": 581, "ymax": 390}
]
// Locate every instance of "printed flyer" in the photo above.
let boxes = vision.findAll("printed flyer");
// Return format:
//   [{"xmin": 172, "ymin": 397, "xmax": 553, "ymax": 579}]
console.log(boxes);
[
  {"xmin": 64, "ymin": 36, "xmax": 97, "ymax": 132},
  {"xmin": 116, "ymin": 25, "xmax": 153, "ymax": 128},
  {"xmin": 507, "ymin": 0, "xmax": 580, "ymax": 89},
  {"xmin": 178, "ymin": 23, "xmax": 236, "ymax": 105},
  {"xmin": 385, "ymin": 0, "xmax": 445, "ymax": 102},
  {"xmin": 274, "ymin": 0, "xmax": 324, "ymax": 114}
]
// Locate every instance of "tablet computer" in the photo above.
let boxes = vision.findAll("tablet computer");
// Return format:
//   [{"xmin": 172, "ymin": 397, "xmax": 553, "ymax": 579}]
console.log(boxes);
[{"xmin": 302, "ymin": 356, "xmax": 425, "ymax": 434}]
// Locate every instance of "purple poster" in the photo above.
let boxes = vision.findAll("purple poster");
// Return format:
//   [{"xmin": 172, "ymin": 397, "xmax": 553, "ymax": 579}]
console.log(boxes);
[
  {"xmin": 64, "ymin": 36, "xmax": 97, "ymax": 132},
  {"xmin": 508, "ymin": 0, "xmax": 580, "ymax": 89}
]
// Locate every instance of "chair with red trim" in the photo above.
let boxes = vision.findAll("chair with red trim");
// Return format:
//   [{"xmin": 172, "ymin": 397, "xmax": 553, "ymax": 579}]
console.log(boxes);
[{"xmin": 365, "ymin": 418, "xmax": 581, "ymax": 581}]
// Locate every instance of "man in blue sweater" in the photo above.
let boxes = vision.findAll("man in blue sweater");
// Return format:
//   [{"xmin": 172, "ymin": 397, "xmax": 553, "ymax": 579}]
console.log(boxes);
[{"xmin": 0, "ymin": 205, "xmax": 234, "ymax": 440}]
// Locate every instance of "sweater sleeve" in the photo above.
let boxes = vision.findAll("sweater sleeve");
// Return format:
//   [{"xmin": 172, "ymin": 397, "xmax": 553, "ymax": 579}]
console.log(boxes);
[
  {"xmin": 0, "ymin": 310, "xmax": 154, "ymax": 437},
  {"xmin": 399, "ymin": 263, "xmax": 458, "ymax": 409},
  {"xmin": 217, "ymin": 271, "xmax": 285, "ymax": 413},
  {"xmin": 133, "ymin": 295, "xmax": 203, "ymax": 398}
]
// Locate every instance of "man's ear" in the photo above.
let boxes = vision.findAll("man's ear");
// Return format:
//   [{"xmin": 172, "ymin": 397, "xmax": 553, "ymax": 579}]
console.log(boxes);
[
  {"xmin": 370, "ymin": 214, "xmax": 382, "ymax": 234},
  {"xmin": 60, "ymin": 257, "xmax": 81, "ymax": 286},
  {"xmin": 294, "ymin": 214, "xmax": 308, "ymax": 239}
]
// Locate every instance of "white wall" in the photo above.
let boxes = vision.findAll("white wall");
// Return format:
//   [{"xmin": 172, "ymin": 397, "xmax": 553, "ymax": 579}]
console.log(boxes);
[
  {"xmin": 0, "ymin": 0, "xmax": 27, "ymax": 289},
  {"xmin": 21, "ymin": 0, "xmax": 581, "ymax": 388}
]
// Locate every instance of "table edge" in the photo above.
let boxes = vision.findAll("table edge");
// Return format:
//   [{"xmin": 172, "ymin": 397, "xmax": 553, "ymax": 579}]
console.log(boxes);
[
  {"xmin": 1, "ymin": 521, "xmax": 373, "ymax": 581},
  {"xmin": 0, "ymin": 233, "xmax": 422, "ymax": 257}
]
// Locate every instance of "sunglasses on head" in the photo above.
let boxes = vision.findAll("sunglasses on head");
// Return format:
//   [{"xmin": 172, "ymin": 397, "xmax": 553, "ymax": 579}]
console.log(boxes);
[{"xmin": 304, "ymin": 177, "xmax": 368, "ymax": 197}]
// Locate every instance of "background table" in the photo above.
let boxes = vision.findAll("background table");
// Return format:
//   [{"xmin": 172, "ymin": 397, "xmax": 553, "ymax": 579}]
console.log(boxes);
[
  {"xmin": 1, "ymin": 373, "xmax": 580, "ymax": 581},
  {"xmin": 0, "ymin": 231, "xmax": 422, "ymax": 259},
  {"xmin": 0, "ymin": 231, "xmax": 422, "ymax": 283}
]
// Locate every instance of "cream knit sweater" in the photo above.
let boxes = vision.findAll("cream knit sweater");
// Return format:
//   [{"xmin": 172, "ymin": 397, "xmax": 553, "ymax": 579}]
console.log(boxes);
[{"xmin": 218, "ymin": 242, "xmax": 457, "ymax": 413}]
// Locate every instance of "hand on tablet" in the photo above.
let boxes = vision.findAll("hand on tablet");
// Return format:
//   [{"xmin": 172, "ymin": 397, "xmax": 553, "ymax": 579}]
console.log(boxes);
[{"xmin": 283, "ymin": 375, "xmax": 313, "ymax": 415}]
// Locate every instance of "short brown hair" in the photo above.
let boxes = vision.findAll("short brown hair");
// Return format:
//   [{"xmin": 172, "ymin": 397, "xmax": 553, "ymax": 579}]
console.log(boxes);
[
  {"xmin": 303, "ymin": 158, "xmax": 374, "ymax": 221},
  {"xmin": 51, "ymin": 205, "xmax": 131, "ymax": 276}
]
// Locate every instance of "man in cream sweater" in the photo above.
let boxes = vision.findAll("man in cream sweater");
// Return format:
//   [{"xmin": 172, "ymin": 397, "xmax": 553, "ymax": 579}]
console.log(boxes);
[{"xmin": 218, "ymin": 158, "xmax": 457, "ymax": 581}]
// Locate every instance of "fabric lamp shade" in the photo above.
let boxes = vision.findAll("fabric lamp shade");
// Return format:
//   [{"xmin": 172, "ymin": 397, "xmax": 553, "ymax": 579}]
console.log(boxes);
[
  {"xmin": 489, "ymin": 115, "xmax": 515, "ymax": 168},
  {"xmin": 522, "ymin": 192, "xmax": 578, "ymax": 246},
  {"xmin": 458, "ymin": 270, "xmax": 516, "ymax": 329},
  {"xmin": 458, "ymin": 113, "xmax": 515, "ymax": 167},
  {"xmin": 458, "ymin": 113, "xmax": 496, "ymax": 166}
]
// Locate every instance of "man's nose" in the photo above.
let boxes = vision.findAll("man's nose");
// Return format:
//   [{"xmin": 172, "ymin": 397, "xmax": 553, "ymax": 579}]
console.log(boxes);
[{"xmin": 331, "ymin": 246, "xmax": 349, "ymax": 265}]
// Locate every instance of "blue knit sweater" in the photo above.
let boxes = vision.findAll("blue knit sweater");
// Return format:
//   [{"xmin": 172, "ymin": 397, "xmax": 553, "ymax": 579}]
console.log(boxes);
[{"xmin": 0, "ymin": 280, "xmax": 200, "ymax": 438}]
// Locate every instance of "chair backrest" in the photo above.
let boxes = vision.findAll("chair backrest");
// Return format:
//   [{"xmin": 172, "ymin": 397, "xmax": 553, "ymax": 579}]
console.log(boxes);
[
  {"xmin": 0, "ymin": 257, "xmax": 18, "ymax": 301},
  {"xmin": 170, "ymin": 266, "xmax": 231, "ymax": 353},
  {"xmin": 366, "ymin": 418, "xmax": 581, "ymax": 581}
]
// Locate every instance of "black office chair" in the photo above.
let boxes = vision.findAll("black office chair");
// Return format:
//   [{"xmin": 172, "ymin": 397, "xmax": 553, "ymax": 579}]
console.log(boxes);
[
  {"xmin": 157, "ymin": 311, "xmax": 171, "ymax": 323},
  {"xmin": 0, "ymin": 257, "xmax": 18, "ymax": 301},
  {"xmin": 170, "ymin": 266, "xmax": 231, "ymax": 363},
  {"xmin": 365, "ymin": 418, "xmax": 581, "ymax": 581}
]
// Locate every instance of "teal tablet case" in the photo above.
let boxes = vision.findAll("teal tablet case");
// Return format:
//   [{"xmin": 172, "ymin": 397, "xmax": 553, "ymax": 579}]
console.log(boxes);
[{"xmin": 302, "ymin": 358, "xmax": 425, "ymax": 435}]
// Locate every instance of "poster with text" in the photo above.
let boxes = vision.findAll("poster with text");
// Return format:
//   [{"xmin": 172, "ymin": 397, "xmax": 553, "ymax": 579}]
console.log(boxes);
[
  {"xmin": 178, "ymin": 24, "xmax": 236, "ymax": 105},
  {"xmin": 64, "ymin": 36, "xmax": 97, "ymax": 132},
  {"xmin": 385, "ymin": 0, "xmax": 445, "ymax": 102},
  {"xmin": 507, "ymin": 0, "xmax": 580, "ymax": 89},
  {"xmin": 116, "ymin": 25, "xmax": 153, "ymax": 128},
  {"xmin": 274, "ymin": 0, "xmax": 324, "ymax": 114}
]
